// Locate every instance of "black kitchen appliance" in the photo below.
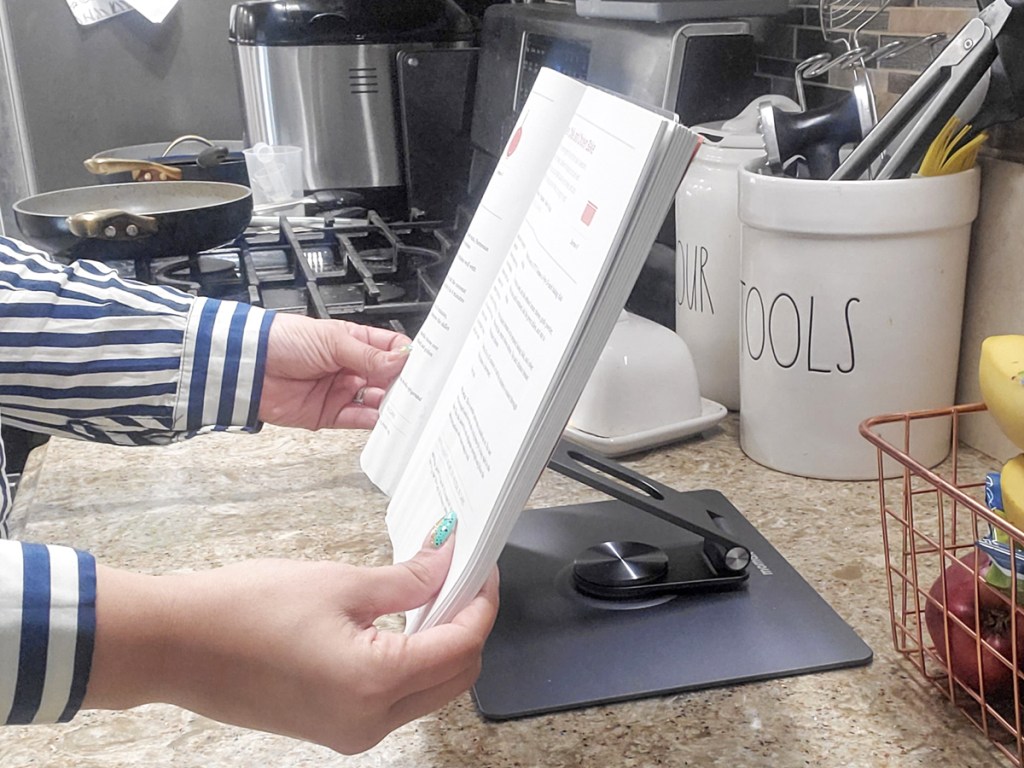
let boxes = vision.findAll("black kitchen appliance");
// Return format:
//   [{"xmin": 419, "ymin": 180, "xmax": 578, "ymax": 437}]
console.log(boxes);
[
  {"xmin": 467, "ymin": 4, "xmax": 763, "ymax": 185},
  {"xmin": 466, "ymin": 2, "xmax": 773, "ymax": 327}
]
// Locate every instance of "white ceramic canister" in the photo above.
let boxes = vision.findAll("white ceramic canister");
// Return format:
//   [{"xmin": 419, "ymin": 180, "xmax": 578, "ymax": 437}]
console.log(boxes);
[
  {"xmin": 675, "ymin": 96, "xmax": 799, "ymax": 411},
  {"xmin": 737, "ymin": 161, "xmax": 981, "ymax": 480}
]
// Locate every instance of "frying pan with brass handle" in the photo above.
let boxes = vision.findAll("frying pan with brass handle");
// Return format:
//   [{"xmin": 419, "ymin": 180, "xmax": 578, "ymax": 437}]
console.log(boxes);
[{"xmin": 13, "ymin": 181, "xmax": 252, "ymax": 261}]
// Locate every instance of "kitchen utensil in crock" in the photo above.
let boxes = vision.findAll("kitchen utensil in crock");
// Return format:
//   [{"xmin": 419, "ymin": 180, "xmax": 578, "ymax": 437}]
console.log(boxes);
[
  {"xmin": 917, "ymin": 116, "xmax": 989, "ymax": 176},
  {"xmin": 13, "ymin": 181, "xmax": 252, "ymax": 262},
  {"xmin": 785, "ymin": 0, "xmax": 947, "ymax": 179},
  {"xmin": 815, "ymin": 0, "xmax": 883, "ymax": 126},
  {"xmin": 759, "ymin": 84, "xmax": 874, "ymax": 179},
  {"xmin": 87, "ymin": 136, "xmax": 247, "ymax": 185},
  {"xmin": 832, "ymin": 0, "xmax": 1024, "ymax": 180}
]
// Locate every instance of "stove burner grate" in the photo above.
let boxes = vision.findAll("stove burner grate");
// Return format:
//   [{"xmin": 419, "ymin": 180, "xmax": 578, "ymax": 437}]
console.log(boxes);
[{"xmin": 141, "ymin": 212, "xmax": 458, "ymax": 336}]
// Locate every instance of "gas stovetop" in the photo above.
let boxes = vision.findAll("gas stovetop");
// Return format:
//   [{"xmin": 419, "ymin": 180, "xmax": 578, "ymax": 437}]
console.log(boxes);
[{"xmin": 111, "ymin": 211, "xmax": 463, "ymax": 337}]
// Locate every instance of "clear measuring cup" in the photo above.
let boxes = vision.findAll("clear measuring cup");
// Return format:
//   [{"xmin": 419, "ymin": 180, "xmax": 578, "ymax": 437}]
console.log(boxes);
[{"xmin": 242, "ymin": 143, "xmax": 303, "ymax": 206}]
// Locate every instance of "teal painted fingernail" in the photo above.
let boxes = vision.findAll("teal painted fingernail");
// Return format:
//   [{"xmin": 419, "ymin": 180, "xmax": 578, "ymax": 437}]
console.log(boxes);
[{"xmin": 430, "ymin": 510, "xmax": 457, "ymax": 548}]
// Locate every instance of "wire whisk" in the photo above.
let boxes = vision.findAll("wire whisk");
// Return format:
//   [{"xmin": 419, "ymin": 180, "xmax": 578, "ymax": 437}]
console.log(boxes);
[
  {"xmin": 821, "ymin": 0, "xmax": 884, "ymax": 43},
  {"xmin": 794, "ymin": 0, "xmax": 946, "ymax": 111}
]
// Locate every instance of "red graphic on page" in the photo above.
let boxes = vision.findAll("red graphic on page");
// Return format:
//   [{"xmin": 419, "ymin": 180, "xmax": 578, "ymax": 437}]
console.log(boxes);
[
  {"xmin": 581, "ymin": 201, "xmax": 598, "ymax": 226},
  {"xmin": 507, "ymin": 125, "xmax": 523, "ymax": 157}
]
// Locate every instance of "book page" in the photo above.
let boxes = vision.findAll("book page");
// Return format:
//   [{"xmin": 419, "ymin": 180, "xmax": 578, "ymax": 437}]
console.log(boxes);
[
  {"xmin": 385, "ymin": 80, "xmax": 673, "ymax": 632},
  {"xmin": 360, "ymin": 70, "xmax": 587, "ymax": 495}
]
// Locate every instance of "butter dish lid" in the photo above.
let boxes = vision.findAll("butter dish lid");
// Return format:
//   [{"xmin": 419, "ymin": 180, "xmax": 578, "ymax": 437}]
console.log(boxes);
[{"xmin": 566, "ymin": 311, "xmax": 726, "ymax": 457}]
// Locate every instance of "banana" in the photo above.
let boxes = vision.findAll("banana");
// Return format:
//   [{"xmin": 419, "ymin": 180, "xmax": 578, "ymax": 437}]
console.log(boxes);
[
  {"xmin": 979, "ymin": 335, "xmax": 1024, "ymax": 451},
  {"xmin": 1002, "ymin": 454, "xmax": 1024, "ymax": 531}
]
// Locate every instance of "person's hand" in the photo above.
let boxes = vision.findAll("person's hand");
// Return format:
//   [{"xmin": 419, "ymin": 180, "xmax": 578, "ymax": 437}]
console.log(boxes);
[
  {"xmin": 258, "ymin": 312, "xmax": 412, "ymax": 430},
  {"xmin": 83, "ymin": 535, "xmax": 500, "ymax": 754}
]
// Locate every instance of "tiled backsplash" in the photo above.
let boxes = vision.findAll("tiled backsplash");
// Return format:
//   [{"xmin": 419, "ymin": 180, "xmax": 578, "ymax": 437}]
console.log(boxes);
[
  {"xmin": 756, "ymin": 1, "xmax": 975, "ymax": 109},
  {"xmin": 754, "ymin": 1, "xmax": 1024, "ymax": 150},
  {"xmin": 751, "ymin": 2, "xmax": 1024, "ymax": 460}
]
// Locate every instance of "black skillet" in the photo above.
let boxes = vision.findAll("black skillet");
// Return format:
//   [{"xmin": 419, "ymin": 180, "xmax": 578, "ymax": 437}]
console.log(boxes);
[{"xmin": 13, "ymin": 181, "xmax": 253, "ymax": 262}]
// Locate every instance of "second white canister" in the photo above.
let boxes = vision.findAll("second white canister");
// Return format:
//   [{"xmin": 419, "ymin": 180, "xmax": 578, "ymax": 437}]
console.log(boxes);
[
  {"xmin": 675, "ymin": 95, "xmax": 800, "ymax": 410},
  {"xmin": 736, "ymin": 161, "xmax": 980, "ymax": 480}
]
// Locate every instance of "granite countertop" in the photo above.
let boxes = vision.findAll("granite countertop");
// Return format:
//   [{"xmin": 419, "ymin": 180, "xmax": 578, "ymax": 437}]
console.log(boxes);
[{"xmin": 0, "ymin": 415, "xmax": 1011, "ymax": 767}]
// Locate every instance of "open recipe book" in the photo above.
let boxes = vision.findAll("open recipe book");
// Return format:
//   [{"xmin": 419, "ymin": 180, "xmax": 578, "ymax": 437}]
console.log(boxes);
[{"xmin": 360, "ymin": 68, "xmax": 701, "ymax": 632}]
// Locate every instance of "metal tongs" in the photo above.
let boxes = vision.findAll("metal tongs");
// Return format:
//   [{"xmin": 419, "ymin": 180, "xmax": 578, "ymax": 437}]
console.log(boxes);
[{"xmin": 832, "ymin": 0, "xmax": 1024, "ymax": 180}]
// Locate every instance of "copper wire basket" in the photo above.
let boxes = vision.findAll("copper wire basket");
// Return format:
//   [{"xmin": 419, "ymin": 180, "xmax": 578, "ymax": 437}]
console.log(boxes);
[{"xmin": 861, "ymin": 403, "xmax": 1024, "ymax": 765}]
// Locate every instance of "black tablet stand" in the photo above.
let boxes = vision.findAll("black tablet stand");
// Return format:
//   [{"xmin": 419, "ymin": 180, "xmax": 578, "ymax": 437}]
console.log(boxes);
[{"xmin": 472, "ymin": 439, "xmax": 873, "ymax": 720}]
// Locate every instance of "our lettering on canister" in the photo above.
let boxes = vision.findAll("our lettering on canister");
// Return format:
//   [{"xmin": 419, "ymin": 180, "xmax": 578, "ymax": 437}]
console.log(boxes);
[
  {"xmin": 675, "ymin": 95, "xmax": 803, "ymax": 413},
  {"xmin": 677, "ymin": 242, "xmax": 715, "ymax": 315}
]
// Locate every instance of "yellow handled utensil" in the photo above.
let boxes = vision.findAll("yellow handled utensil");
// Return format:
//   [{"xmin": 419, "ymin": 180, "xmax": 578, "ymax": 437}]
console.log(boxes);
[
  {"xmin": 917, "ymin": 116, "xmax": 988, "ymax": 176},
  {"xmin": 943, "ymin": 131, "xmax": 988, "ymax": 173}
]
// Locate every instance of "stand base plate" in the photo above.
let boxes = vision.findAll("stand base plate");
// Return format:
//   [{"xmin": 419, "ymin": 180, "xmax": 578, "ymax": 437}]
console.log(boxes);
[{"xmin": 473, "ymin": 490, "xmax": 872, "ymax": 720}]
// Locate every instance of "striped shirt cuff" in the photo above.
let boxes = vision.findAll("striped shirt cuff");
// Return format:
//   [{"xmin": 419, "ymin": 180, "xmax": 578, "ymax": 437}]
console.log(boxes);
[
  {"xmin": 175, "ymin": 298, "xmax": 273, "ymax": 435},
  {"xmin": 0, "ymin": 540, "xmax": 95, "ymax": 724}
]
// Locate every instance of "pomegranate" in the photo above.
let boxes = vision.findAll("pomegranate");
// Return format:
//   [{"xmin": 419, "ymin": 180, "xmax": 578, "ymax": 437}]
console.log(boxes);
[{"xmin": 925, "ymin": 551, "xmax": 1024, "ymax": 695}]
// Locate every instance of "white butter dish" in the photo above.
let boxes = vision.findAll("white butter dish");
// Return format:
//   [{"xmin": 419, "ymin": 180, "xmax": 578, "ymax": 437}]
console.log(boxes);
[{"xmin": 566, "ymin": 310, "xmax": 726, "ymax": 457}]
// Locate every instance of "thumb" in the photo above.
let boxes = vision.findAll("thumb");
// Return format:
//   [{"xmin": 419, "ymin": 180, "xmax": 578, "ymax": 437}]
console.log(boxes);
[
  {"xmin": 364, "ymin": 345, "xmax": 410, "ymax": 388},
  {"xmin": 335, "ymin": 333, "xmax": 409, "ymax": 387},
  {"xmin": 360, "ymin": 512, "xmax": 458, "ymax": 619}
]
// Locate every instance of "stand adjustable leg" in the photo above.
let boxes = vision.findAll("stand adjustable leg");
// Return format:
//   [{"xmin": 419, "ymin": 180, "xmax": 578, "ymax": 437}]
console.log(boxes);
[{"xmin": 547, "ymin": 439, "xmax": 750, "ymax": 578}]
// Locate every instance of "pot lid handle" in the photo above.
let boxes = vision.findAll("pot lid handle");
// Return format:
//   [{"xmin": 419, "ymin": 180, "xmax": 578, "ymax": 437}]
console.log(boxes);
[{"xmin": 163, "ymin": 135, "xmax": 216, "ymax": 156}]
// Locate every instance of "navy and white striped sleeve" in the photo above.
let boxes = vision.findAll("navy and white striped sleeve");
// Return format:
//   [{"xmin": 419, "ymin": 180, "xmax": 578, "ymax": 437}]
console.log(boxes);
[
  {"xmin": 0, "ymin": 540, "xmax": 94, "ymax": 725},
  {"xmin": 0, "ymin": 236, "xmax": 274, "ymax": 445},
  {"xmin": 0, "ymin": 236, "xmax": 274, "ymax": 726}
]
